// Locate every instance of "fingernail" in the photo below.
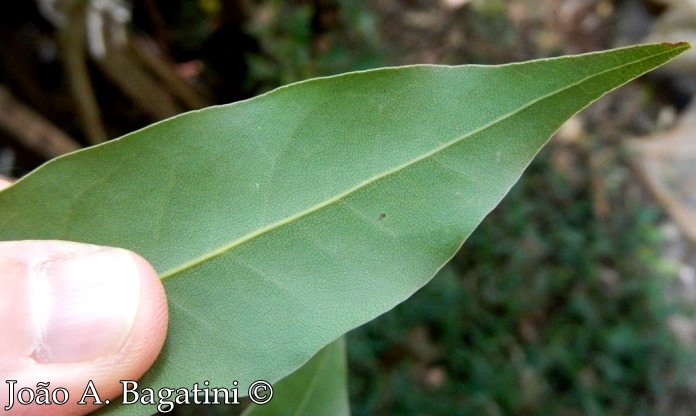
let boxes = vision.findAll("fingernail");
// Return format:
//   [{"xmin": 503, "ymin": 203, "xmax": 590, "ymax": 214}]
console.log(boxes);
[{"xmin": 30, "ymin": 247, "xmax": 141, "ymax": 363}]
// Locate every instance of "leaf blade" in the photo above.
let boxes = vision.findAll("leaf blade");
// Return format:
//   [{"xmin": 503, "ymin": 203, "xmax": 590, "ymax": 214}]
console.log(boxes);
[
  {"xmin": 240, "ymin": 338, "xmax": 349, "ymax": 416},
  {"xmin": 0, "ymin": 43, "xmax": 688, "ymax": 415}
]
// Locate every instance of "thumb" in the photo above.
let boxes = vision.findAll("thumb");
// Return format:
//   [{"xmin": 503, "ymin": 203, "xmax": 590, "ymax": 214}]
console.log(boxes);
[{"xmin": 0, "ymin": 240, "xmax": 168, "ymax": 415}]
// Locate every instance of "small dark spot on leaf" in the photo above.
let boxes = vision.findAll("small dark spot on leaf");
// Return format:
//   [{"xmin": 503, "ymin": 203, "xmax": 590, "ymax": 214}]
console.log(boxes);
[{"xmin": 378, "ymin": 213, "xmax": 386, "ymax": 220}]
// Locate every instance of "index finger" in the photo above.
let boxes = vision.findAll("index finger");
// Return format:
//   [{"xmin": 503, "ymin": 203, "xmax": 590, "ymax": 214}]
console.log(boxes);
[{"xmin": 0, "ymin": 176, "xmax": 14, "ymax": 191}]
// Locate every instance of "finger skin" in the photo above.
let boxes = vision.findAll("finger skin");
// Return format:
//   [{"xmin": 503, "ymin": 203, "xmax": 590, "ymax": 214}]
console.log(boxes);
[
  {"xmin": 0, "ymin": 176, "xmax": 13, "ymax": 190},
  {"xmin": 0, "ymin": 241, "xmax": 168, "ymax": 415}
]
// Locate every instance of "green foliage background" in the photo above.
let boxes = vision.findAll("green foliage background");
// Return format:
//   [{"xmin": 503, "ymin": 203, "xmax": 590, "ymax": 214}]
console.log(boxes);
[{"xmin": 349, "ymin": 149, "xmax": 684, "ymax": 415}]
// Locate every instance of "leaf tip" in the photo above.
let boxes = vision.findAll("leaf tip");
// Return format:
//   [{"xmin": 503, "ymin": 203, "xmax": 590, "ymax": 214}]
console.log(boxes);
[{"xmin": 662, "ymin": 41, "xmax": 691, "ymax": 51}]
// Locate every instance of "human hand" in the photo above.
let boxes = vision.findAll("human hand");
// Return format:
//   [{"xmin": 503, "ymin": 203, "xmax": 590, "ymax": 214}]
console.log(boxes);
[{"xmin": 0, "ymin": 179, "xmax": 168, "ymax": 415}]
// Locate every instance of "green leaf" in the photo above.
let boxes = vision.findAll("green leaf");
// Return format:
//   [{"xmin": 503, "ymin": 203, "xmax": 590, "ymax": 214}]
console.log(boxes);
[
  {"xmin": 240, "ymin": 338, "xmax": 349, "ymax": 416},
  {"xmin": 0, "ymin": 43, "xmax": 688, "ymax": 414}
]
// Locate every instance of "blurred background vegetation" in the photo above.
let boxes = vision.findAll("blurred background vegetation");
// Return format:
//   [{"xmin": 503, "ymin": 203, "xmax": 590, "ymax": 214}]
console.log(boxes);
[{"xmin": 2, "ymin": 0, "xmax": 696, "ymax": 415}]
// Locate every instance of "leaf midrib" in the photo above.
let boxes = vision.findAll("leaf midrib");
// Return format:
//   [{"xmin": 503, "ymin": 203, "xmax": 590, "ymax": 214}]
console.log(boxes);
[{"xmin": 160, "ymin": 48, "xmax": 676, "ymax": 281}]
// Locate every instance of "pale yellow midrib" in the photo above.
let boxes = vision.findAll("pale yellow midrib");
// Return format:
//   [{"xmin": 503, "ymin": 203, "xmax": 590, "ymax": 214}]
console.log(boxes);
[{"xmin": 160, "ymin": 47, "xmax": 677, "ymax": 280}]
